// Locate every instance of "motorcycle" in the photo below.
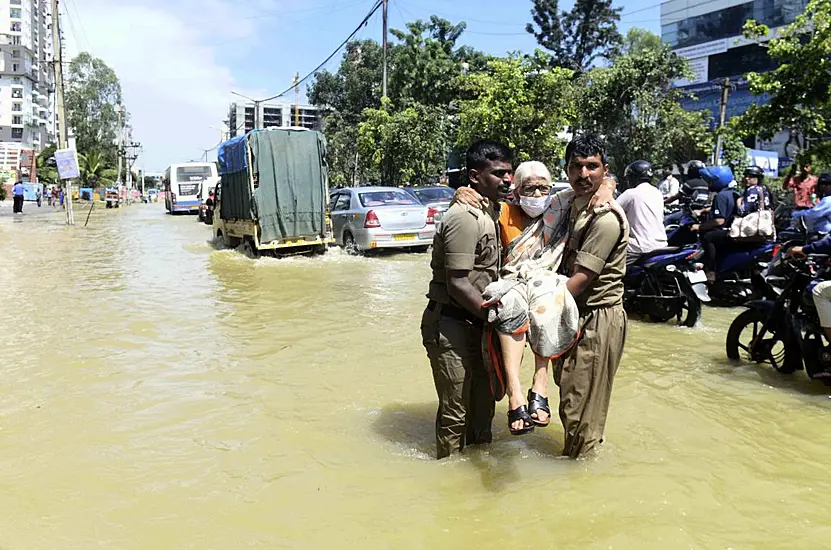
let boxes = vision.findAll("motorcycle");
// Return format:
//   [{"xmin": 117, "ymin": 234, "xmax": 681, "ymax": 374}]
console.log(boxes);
[
  {"xmin": 624, "ymin": 245, "xmax": 705, "ymax": 327},
  {"xmin": 726, "ymin": 249, "xmax": 831, "ymax": 382},
  {"xmin": 664, "ymin": 205, "xmax": 775, "ymax": 306}
]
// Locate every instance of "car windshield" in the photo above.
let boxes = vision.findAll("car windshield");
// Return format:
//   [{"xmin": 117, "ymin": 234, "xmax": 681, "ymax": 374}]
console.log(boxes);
[
  {"xmin": 176, "ymin": 166, "xmax": 212, "ymax": 182},
  {"xmin": 358, "ymin": 190, "xmax": 418, "ymax": 207},
  {"xmin": 412, "ymin": 187, "xmax": 454, "ymax": 203}
]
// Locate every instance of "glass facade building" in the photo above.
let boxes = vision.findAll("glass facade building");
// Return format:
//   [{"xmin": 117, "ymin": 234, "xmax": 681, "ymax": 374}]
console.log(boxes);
[{"xmin": 662, "ymin": 0, "xmax": 808, "ymax": 49}]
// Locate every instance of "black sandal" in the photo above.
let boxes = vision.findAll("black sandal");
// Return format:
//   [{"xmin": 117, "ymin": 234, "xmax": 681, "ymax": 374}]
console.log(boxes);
[
  {"xmin": 507, "ymin": 405, "xmax": 535, "ymax": 436},
  {"xmin": 527, "ymin": 390, "xmax": 551, "ymax": 428}
]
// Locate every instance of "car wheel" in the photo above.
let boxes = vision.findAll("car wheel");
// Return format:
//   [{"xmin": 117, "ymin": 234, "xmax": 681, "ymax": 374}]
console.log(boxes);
[{"xmin": 343, "ymin": 231, "xmax": 359, "ymax": 255}]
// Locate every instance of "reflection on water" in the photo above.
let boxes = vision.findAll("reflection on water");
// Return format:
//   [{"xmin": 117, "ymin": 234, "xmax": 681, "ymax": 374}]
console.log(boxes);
[{"xmin": 2, "ymin": 205, "xmax": 831, "ymax": 548}]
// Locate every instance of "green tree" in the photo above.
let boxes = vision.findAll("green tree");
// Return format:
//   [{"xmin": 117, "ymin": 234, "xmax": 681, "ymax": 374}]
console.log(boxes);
[
  {"xmin": 736, "ymin": 0, "xmax": 831, "ymax": 164},
  {"xmin": 575, "ymin": 29, "xmax": 711, "ymax": 174},
  {"xmin": 78, "ymin": 149, "xmax": 117, "ymax": 188},
  {"xmin": 388, "ymin": 16, "xmax": 482, "ymax": 108},
  {"xmin": 36, "ymin": 144, "xmax": 59, "ymax": 187},
  {"xmin": 65, "ymin": 53, "xmax": 124, "ymax": 158},
  {"xmin": 358, "ymin": 98, "xmax": 449, "ymax": 186},
  {"xmin": 457, "ymin": 55, "xmax": 575, "ymax": 166},
  {"xmin": 526, "ymin": 0, "xmax": 623, "ymax": 71}
]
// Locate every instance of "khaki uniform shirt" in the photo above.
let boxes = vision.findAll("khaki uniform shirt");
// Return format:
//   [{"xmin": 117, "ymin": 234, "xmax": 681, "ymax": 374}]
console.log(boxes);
[
  {"xmin": 561, "ymin": 195, "xmax": 629, "ymax": 310},
  {"xmin": 427, "ymin": 201, "xmax": 501, "ymax": 309}
]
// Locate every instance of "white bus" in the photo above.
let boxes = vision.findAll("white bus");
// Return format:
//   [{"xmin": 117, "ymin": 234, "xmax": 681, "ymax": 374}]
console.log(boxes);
[{"xmin": 163, "ymin": 162, "xmax": 219, "ymax": 214}]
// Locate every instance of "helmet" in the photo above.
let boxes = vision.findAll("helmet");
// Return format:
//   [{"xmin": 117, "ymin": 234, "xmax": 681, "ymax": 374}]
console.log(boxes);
[
  {"xmin": 700, "ymin": 165, "xmax": 735, "ymax": 192},
  {"xmin": 686, "ymin": 160, "xmax": 706, "ymax": 179},
  {"xmin": 818, "ymin": 173, "xmax": 831, "ymax": 187},
  {"xmin": 624, "ymin": 160, "xmax": 653, "ymax": 187},
  {"xmin": 744, "ymin": 165, "xmax": 764, "ymax": 183}
]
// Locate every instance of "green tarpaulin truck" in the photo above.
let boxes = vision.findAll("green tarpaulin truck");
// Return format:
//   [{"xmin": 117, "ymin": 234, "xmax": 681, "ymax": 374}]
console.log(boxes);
[{"xmin": 213, "ymin": 128, "xmax": 333, "ymax": 256}]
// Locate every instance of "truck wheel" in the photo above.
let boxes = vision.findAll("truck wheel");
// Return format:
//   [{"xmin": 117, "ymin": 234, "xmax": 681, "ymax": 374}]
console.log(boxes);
[{"xmin": 241, "ymin": 238, "xmax": 259, "ymax": 258}]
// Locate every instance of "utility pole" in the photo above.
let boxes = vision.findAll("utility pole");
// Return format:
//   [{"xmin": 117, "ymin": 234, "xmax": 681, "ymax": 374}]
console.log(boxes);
[
  {"xmin": 714, "ymin": 77, "xmax": 731, "ymax": 165},
  {"xmin": 293, "ymin": 72, "xmax": 300, "ymax": 127},
  {"xmin": 116, "ymin": 105, "xmax": 124, "ymax": 184},
  {"xmin": 51, "ymin": 0, "xmax": 72, "ymax": 224},
  {"xmin": 254, "ymin": 100, "xmax": 261, "ymax": 130},
  {"xmin": 382, "ymin": 0, "xmax": 388, "ymax": 97}
]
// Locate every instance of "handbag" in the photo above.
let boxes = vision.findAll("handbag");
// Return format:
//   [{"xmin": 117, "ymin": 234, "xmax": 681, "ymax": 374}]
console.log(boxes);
[{"xmin": 730, "ymin": 187, "xmax": 775, "ymax": 241}]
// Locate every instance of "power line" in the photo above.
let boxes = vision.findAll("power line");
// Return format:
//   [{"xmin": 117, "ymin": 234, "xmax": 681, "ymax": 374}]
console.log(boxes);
[
  {"xmin": 65, "ymin": 0, "xmax": 91, "ymax": 51},
  {"xmin": 261, "ymin": 0, "xmax": 384, "ymax": 102}
]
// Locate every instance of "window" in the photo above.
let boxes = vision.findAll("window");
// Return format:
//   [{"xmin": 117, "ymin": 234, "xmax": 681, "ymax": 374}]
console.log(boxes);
[
  {"xmin": 11, "ymin": 128, "xmax": 22, "ymax": 139},
  {"xmin": 12, "ymin": 103, "xmax": 21, "ymax": 111},
  {"xmin": 12, "ymin": 49, "xmax": 19, "ymax": 58},
  {"xmin": 334, "ymin": 193, "xmax": 352, "ymax": 211},
  {"xmin": 12, "ymin": 88, "xmax": 22, "ymax": 98},
  {"xmin": 12, "ymin": 115, "xmax": 22, "ymax": 125},
  {"xmin": 10, "ymin": 22, "xmax": 21, "ymax": 32},
  {"xmin": 411, "ymin": 187, "xmax": 454, "ymax": 203},
  {"xmin": 358, "ymin": 190, "xmax": 417, "ymax": 207},
  {"xmin": 11, "ymin": 36, "xmax": 20, "ymax": 45},
  {"xmin": 12, "ymin": 63, "xmax": 19, "ymax": 72},
  {"xmin": 9, "ymin": 8, "xmax": 21, "ymax": 19}
]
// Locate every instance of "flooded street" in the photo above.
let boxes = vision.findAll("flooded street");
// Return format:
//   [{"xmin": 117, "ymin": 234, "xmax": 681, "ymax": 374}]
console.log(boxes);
[{"xmin": 3, "ymin": 203, "xmax": 831, "ymax": 548}]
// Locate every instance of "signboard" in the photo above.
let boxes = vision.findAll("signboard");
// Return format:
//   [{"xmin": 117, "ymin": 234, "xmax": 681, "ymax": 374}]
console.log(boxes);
[
  {"xmin": 673, "ymin": 57, "xmax": 709, "ymax": 87},
  {"xmin": 54, "ymin": 148, "xmax": 80, "ymax": 180},
  {"xmin": 674, "ymin": 38, "xmax": 728, "ymax": 60},
  {"xmin": 747, "ymin": 149, "xmax": 779, "ymax": 178},
  {"xmin": 756, "ymin": 129, "xmax": 803, "ymax": 159}
]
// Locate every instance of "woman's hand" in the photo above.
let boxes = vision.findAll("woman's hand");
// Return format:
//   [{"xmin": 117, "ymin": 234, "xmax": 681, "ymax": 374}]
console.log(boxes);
[
  {"xmin": 589, "ymin": 177, "xmax": 616, "ymax": 209},
  {"xmin": 453, "ymin": 186, "xmax": 484, "ymax": 208}
]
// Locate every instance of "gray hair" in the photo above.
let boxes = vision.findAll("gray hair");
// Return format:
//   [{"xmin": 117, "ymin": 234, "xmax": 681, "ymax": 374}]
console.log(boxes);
[{"xmin": 514, "ymin": 161, "xmax": 552, "ymax": 189}]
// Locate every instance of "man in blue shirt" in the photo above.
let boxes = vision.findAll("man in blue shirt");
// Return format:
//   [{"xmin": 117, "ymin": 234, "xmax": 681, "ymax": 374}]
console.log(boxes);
[
  {"xmin": 691, "ymin": 166, "xmax": 739, "ymax": 282},
  {"xmin": 12, "ymin": 181, "xmax": 24, "ymax": 213}
]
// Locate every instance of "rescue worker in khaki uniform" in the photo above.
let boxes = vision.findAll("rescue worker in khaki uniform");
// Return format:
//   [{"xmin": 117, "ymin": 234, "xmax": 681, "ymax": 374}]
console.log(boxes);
[
  {"xmin": 421, "ymin": 140, "xmax": 514, "ymax": 459},
  {"xmin": 555, "ymin": 133, "xmax": 629, "ymax": 459}
]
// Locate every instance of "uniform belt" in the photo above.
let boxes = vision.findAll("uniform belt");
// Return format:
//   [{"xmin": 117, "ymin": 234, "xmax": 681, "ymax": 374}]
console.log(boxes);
[{"xmin": 427, "ymin": 300, "xmax": 484, "ymax": 327}]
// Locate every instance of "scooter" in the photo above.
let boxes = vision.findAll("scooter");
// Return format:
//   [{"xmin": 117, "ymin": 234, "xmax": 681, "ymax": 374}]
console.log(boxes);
[
  {"xmin": 624, "ymin": 245, "xmax": 705, "ymax": 326},
  {"xmin": 726, "ymin": 250, "xmax": 831, "ymax": 382}
]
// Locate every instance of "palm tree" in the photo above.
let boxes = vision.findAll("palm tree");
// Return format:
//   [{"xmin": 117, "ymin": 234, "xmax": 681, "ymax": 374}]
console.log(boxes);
[{"xmin": 78, "ymin": 149, "xmax": 117, "ymax": 188}]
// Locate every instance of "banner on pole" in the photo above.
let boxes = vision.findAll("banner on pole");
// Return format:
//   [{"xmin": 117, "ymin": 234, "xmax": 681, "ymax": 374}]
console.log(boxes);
[{"xmin": 54, "ymin": 149, "xmax": 80, "ymax": 180}]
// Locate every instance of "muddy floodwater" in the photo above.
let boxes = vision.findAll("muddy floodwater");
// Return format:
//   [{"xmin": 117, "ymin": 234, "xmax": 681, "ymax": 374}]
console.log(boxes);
[{"xmin": 2, "ymin": 203, "xmax": 831, "ymax": 548}]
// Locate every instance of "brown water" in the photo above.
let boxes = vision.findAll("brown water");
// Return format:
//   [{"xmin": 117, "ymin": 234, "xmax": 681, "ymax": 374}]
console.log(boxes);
[{"xmin": 2, "ymin": 202, "xmax": 831, "ymax": 548}]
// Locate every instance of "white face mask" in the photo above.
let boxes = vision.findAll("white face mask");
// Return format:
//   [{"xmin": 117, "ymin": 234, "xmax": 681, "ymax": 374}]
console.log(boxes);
[{"xmin": 519, "ymin": 195, "xmax": 551, "ymax": 218}]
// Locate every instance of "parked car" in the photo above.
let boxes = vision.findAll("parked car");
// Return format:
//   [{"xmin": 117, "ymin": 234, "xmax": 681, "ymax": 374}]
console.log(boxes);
[
  {"xmin": 147, "ymin": 189, "xmax": 159, "ymax": 203},
  {"xmin": 404, "ymin": 185, "xmax": 454, "ymax": 223},
  {"xmin": 329, "ymin": 186, "xmax": 437, "ymax": 252}
]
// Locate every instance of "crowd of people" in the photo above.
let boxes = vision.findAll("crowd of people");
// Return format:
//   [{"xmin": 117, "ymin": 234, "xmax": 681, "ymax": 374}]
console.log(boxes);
[{"xmin": 421, "ymin": 133, "xmax": 831, "ymax": 461}]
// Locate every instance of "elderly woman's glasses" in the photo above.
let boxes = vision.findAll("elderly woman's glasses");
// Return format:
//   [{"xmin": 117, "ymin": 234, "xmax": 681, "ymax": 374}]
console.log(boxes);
[{"xmin": 519, "ymin": 184, "xmax": 551, "ymax": 196}]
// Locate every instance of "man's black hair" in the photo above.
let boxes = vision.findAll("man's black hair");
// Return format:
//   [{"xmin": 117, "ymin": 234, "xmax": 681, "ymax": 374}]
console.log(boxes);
[
  {"xmin": 465, "ymin": 140, "xmax": 514, "ymax": 172},
  {"xmin": 565, "ymin": 133, "xmax": 608, "ymax": 166}
]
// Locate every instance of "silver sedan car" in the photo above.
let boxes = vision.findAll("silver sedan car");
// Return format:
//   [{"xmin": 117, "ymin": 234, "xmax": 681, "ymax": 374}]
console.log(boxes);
[{"xmin": 329, "ymin": 186, "xmax": 437, "ymax": 252}]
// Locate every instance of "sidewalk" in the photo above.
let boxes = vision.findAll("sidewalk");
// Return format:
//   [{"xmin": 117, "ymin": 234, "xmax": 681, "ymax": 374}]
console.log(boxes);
[{"xmin": 0, "ymin": 200, "xmax": 70, "ymax": 219}]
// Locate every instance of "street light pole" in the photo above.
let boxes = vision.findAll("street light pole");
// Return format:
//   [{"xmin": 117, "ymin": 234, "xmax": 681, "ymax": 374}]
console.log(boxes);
[{"xmin": 382, "ymin": 0, "xmax": 388, "ymax": 98}]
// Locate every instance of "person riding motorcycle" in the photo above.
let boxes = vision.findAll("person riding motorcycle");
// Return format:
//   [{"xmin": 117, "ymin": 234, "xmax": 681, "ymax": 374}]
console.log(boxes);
[
  {"xmin": 787, "ymin": 231, "xmax": 831, "ymax": 344},
  {"xmin": 691, "ymin": 165, "xmax": 739, "ymax": 283},
  {"xmin": 618, "ymin": 160, "xmax": 668, "ymax": 267},
  {"xmin": 792, "ymin": 173, "xmax": 831, "ymax": 235},
  {"xmin": 736, "ymin": 165, "xmax": 774, "ymax": 215},
  {"xmin": 664, "ymin": 160, "xmax": 711, "ymax": 225}
]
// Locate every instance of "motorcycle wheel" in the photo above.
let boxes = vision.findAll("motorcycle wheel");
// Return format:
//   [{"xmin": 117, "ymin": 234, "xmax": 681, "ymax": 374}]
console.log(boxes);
[{"xmin": 725, "ymin": 308, "xmax": 801, "ymax": 374}]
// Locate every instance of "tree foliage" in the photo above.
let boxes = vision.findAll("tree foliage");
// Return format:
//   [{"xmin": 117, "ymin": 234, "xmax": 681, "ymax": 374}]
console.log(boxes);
[
  {"xmin": 78, "ymin": 149, "xmax": 118, "ymax": 188},
  {"xmin": 736, "ymin": 0, "xmax": 831, "ymax": 164},
  {"xmin": 574, "ymin": 29, "xmax": 710, "ymax": 174},
  {"xmin": 36, "ymin": 144, "xmax": 58, "ymax": 187},
  {"xmin": 457, "ymin": 55, "xmax": 574, "ymax": 166},
  {"xmin": 357, "ymin": 98, "xmax": 449, "ymax": 186},
  {"xmin": 526, "ymin": 0, "xmax": 623, "ymax": 71},
  {"xmin": 65, "ymin": 53, "xmax": 123, "ymax": 161}
]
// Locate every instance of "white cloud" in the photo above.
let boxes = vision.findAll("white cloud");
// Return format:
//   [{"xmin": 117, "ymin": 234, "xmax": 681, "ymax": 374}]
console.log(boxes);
[{"xmin": 63, "ymin": 0, "xmax": 268, "ymax": 171}]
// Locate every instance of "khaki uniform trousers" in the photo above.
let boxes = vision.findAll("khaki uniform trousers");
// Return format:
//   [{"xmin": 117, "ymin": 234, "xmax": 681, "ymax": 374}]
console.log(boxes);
[
  {"xmin": 555, "ymin": 305, "xmax": 627, "ymax": 458},
  {"xmin": 421, "ymin": 304, "xmax": 495, "ymax": 459}
]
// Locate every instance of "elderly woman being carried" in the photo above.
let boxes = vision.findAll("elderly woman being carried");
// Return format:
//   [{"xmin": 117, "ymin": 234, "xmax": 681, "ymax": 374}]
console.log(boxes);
[{"xmin": 457, "ymin": 161, "xmax": 616, "ymax": 435}]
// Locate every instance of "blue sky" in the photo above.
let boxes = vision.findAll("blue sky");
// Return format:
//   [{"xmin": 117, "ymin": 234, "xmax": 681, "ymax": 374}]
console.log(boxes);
[{"xmin": 67, "ymin": 0, "xmax": 663, "ymax": 172}]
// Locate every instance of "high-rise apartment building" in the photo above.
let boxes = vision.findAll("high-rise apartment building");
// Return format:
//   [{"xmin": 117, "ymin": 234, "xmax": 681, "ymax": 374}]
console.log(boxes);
[
  {"xmin": 226, "ymin": 99, "xmax": 322, "ymax": 138},
  {"xmin": 0, "ymin": 0, "xmax": 55, "ymax": 157}
]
